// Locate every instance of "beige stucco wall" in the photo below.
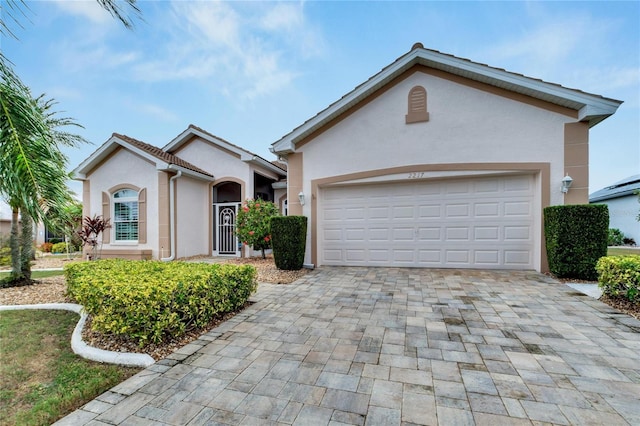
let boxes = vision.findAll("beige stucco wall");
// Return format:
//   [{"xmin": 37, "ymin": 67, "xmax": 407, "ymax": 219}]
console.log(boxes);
[
  {"xmin": 85, "ymin": 148, "xmax": 160, "ymax": 257},
  {"xmin": 175, "ymin": 176, "xmax": 210, "ymax": 258},
  {"xmin": 294, "ymin": 70, "xmax": 579, "ymax": 267},
  {"xmin": 173, "ymin": 138, "xmax": 284, "ymax": 202},
  {"xmin": 171, "ymin": 138, "xmax": 255, "ymax": 198},
  {"xmin": 301, "ymin": 72, "xmax": 570, "ymax": 201}
]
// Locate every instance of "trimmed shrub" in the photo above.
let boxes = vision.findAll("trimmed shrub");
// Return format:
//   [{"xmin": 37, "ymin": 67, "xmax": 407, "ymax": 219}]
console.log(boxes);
[
  {"xmin": 0, "ymin": 237, "xmax": 9, "ymax": 267},
  {"xmin": 608, "ymin": 228, "xmax": 625, "ymax": 246},
  {"xmin": 65, "ymin": 260, "xmax": 257, "ymax": 346},
  {"xmin": 596, "ymin": 255, "xmax": 640, "ymax": 302},
  {"xmin": 544, "ymin": 204, "xmax": 608, "ymax": 280},
  {"xmin": 51, "ymin": 242, "xmax": 68, "ymax": 254},
  {"xmin": 40, "ymin": 242, "xmax": 54, "ymax": 253},
  {"xmin": 271, "ymin": 216, "xmax": 307, "ymax": 270}
]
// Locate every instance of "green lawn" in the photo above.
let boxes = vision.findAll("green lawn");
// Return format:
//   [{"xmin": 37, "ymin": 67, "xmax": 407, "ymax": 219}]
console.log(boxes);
[
  {"xmin": 0, "ymin": 310, "xmax": 139, "ymax": 425},
  {"xmin": 0, "ymin": 270, "xmax": 64, "ymax": 279},
  {"xmin": 608, "ymin": 247, "xmax": 640, "ymax": 256}
]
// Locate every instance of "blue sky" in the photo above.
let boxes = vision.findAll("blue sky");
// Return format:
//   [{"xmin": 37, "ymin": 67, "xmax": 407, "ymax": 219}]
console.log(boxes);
[{"xmin": 3, "ymin": 0, "xmax": 639, "ymax": 200}]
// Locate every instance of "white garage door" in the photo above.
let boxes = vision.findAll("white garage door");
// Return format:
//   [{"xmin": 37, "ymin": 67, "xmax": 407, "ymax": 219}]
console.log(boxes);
[{"xmin": 319, "ymin": 174, "xmax": 536, "ymax": 269}]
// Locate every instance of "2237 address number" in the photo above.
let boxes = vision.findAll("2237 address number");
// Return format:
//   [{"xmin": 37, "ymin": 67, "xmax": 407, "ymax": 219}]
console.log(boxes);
[{"xmin": 408, "ymin": 172, "xmax": 425, "ymax": 179}]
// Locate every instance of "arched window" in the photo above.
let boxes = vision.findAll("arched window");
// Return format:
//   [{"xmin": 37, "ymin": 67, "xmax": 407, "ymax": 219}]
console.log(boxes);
[
  {"xmin": 113, "ymin": 189, "xmax": 139, "ymax": 241},
  {"xmin": 405, "ymin": 85, "xmax": 429, "ymax": 124}
]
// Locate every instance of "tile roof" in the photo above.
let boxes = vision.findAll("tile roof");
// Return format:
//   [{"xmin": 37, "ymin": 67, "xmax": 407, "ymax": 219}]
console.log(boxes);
[{"xmin": 113, "ymin": 133, "xmax": 213, "ymax": 177}]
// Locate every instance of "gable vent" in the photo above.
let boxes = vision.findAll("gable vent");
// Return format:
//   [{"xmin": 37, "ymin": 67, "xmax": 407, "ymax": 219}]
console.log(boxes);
[{"xmin": 405, "ymin": 85, "xmax": 430, "ymax": 124}]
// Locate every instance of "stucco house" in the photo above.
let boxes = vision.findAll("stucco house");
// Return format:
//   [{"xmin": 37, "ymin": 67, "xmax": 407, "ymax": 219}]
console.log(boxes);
[
  {"xmin": 590, "ymin": 175, "xmax": 640, "ymax": 244},
  {"xmin": 271, "ymin": 43, "xmax": 622, "ymax": 272},
  {"xmin": 73, "ymin": 125, "xmax": 287, "ymax": 260}
]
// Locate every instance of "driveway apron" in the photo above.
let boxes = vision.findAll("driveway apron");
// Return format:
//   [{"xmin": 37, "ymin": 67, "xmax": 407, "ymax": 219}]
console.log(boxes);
[{"xmin": 56, "ymin": 268, "xmax": 640, "ymax": 425}]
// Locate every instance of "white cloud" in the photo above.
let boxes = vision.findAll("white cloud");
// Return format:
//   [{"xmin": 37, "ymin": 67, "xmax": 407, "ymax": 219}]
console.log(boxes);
[
  {"xmin": 131, "ymin": 1, "xmax": 325, "ymax": 101},
  {"xmin": 480, "ymin": 13, "xmax": 614, "ymax": 79},
  {"xmin": 259, "ymin": 2, "xmax": 304, "ymax": 32},
  {"xmin": 133, "ymin": 102, "xmax": 180, "ymax": 123},
  {"xmin": 571, "ymin": 67, "xmax": 640, "ymax": 95}
]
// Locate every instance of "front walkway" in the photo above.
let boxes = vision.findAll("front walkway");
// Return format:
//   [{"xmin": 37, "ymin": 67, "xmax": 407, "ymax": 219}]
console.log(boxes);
[{"xmin": 56, "ymin": 268, "xmax": 640, "ymax": 425}]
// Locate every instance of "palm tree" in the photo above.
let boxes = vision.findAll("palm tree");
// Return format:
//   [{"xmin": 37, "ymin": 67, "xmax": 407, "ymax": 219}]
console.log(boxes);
[
  {"xmin": 0, "ymin": 59, "xmax": 86, "ymax": 284},
  {"xmin": 0, "ymin": 0, "xmax": 141, "ymax": 285}
]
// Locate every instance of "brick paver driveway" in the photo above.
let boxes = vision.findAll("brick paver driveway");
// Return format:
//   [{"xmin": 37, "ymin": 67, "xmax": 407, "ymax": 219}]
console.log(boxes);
[{"xmin": 57, "ymin": 268, "xmax": 640, "ymax": 425}]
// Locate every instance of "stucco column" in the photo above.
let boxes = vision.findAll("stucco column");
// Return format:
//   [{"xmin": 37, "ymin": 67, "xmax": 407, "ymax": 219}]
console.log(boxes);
[
  {"xmin": 564, "ymin": 122, "xmax": 589, "ymax": 204},
  {"xmin": 287, "ymin": 152, "xmax": 304, "ymax": 216}
]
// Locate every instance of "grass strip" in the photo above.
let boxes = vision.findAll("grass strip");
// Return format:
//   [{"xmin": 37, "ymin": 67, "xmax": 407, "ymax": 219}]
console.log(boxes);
[
  {"xmin": 0, "ymin": 310, "xmax": 139, "ymax": 425},
  {"xmin": 0, "ymin": 270, "xmax": 65, "ymax": 280}
]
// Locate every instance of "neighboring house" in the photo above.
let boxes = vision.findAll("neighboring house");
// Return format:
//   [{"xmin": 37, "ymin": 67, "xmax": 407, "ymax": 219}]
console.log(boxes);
[
  {"xmin": 590, "ymin": 175, "xmax": 640, "ymax": 244},
  {"xmin": 0, "ymin": 201, "xmax": 50, "ymax": 246},
  {"xmin": 271, "ymin": 43, "xmax": 622, "ymax": 272},
  {"xmin": 73, "ymin": 125, "xmax": 287, "ymax": 260},
  {"xmin": 0, "ymin": 202, "xmax": 11, "ymax": 241}
]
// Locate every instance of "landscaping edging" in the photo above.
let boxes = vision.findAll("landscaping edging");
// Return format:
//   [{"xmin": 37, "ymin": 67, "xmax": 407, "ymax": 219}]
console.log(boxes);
[{"xmin": 0, "ymin": 303, "xmax": 154, "ymax": 368}]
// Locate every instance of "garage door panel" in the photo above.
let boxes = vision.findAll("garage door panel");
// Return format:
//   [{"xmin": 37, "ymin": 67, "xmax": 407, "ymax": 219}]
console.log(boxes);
[
  {"xmin": 474, "ymin": 250, "xmax": 500, "ymax": 265},
  {"xmin": 369, "ymin": 206, "xmax": 390, "ymax": 219},
  {"xmin": 475, "ymin": 202, "xmax": 500, "ymax": 217},
  {"xmin": 320, "ymin": 174, "xmax": 536, "ymax": 269},
  {"xmin": 418, "ymin": 227, "xmax": 441, "ymax": 241},
  {"xmin": 445, "ymin": 227, "xmax": 470, "ymax": 240},
  {"xmin": 369, "ymin": 228, "xmax": 390, "ymax": 240},
  {"xmin": 504, "ymin": 250, "xmax": 531, "ymax": 265},
  {"xmin": 345, "ymin": 229, "xmax": 365, "ymax": 241},
  {"xmin": 419, "ymin": 205, "xmax": 441, "ymax": 218},
  {"xmin": 504, "ymin": 226, "xmax": 531, "ymax": 241},
  {"xmin": 393, "ymin": 250, "xmax": 415, "ymax": 262},
  {"xmin": 393, "ymin": 205, "xmax": 414, "ymax": 219},
  {"xmin": 446, "ymin": 204, "xmax": 470, "ymax": 218},
  {"xmin": 446, "ymin": 181, "xmax": 471, "ymax": 195},
  {"xmin": 346, "ymin": 249, "xmax": 366, "ymax": 261},
  {"xmin": 445, "ymin": 250, "xmax": 470, "ymax": 263},
  {"xmin": 393, "ymin": 227, "xmax": 415, "ymax": 240},
  {"xmin": 504, "ymin": 201, "xmax": 532, "ymax": 216},
  {"xmin": 474, "ymin": 227, "xmax": 499, "ymax": 240},
  {"xmin": 418, "ymin": 249, "xmax": 441, "ymax": 262},
  {"xmin": 475, "ymin": 179, "xmax": 500, "ymax": 193},
  {"xmin": 505, "ymin": 175, "xmax": 533, "ymax": 192}
]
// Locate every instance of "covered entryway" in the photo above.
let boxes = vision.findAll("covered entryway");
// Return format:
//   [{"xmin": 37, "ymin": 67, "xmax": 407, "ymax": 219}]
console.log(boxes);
[
  {"xmin": 212, "ymin": 182, "xmax": 242, "ymax": 256},
  {"xmin": 319, "ymin": 174, "xmax": 537, "ymax": 269}
]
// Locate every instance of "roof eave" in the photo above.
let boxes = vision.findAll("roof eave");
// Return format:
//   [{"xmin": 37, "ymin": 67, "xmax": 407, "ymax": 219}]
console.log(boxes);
[
  {"xmin": 72, "ymin": 134, "xmax": 131, "ymax": 179},
  {"xmin": 159, "ymin": 164, "xmax": 214, "ymax": 182},
  {"xmin": 271, "ymin": 46, "xmax": 623, "ymax": 153},
  {"xmin": 164, "ymin": 125, "xmax": 249, "ymax": 159},
  {"xmin": 246, "ymin": 156, "xmax": 287, "ymax": 176}
]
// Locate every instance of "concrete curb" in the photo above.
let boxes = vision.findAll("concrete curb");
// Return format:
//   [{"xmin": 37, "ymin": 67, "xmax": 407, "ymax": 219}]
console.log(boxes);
[{"xmin": 0, "ymin": 303, "xmax": 155, "ymax": 368}]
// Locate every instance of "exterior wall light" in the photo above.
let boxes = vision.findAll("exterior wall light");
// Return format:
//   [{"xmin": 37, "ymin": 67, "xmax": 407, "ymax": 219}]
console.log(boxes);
[
  {"xmin": 561, "ymin": 175, "xmax": 573, "ymax": 193},
  {"xmin": 298, "ymin": 192, "xmax": 306, "ymax": 206}
]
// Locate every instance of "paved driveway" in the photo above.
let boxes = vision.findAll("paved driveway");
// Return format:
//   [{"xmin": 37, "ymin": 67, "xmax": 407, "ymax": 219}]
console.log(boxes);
[{"xmin": 56, "ymin": 268, "xmax": 640, "ymax": 425}]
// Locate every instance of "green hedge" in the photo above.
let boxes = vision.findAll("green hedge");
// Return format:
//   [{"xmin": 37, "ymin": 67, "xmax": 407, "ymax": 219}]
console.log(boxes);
[
  {"xmin": 271, "ymin": 216, "xmax": 307, "ymax": 270},
  {"xmin": 65, "ymin": 260, "xmax": 257, "ymax": 346},
  {"xmin": 544, "ymin": 204, "xmax": 609, "ymax": 280},
  {"xmin": 51, "ymin": 242, "xmax": 68, "ymax": 254},
  {"xmin": 596, "ymin": 255, "xmax": 640, "ymax": 302}
]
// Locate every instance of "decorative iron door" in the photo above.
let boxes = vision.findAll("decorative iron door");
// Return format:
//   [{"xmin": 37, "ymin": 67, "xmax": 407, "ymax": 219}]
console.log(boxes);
[{"xmin": 214, "ymin": 203, "xmax": 241, "ymax": 256}]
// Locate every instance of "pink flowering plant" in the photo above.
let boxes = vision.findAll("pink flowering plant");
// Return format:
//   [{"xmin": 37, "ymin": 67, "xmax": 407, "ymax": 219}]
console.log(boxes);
[{"xmin": 235, "ymin": 199, "xmax": 280, "ymax": 258}]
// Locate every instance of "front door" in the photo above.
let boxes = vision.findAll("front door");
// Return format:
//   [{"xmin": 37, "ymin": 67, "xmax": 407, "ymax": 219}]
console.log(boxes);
[{"xmin": 213, "ymin": 203, "xmax": 241, "ymax": 256}]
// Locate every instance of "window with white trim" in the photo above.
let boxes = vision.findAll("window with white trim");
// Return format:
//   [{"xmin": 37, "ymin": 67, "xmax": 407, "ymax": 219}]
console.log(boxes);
[{"xmin": 113, "ymin": 189, "xmax": 139, "ymax": 241}]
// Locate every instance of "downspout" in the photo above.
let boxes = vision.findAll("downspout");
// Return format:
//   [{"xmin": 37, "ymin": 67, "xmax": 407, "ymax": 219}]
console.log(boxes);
[{"xmin": 161, "ymin": 170, "xmax": 182, "ymax": 261}]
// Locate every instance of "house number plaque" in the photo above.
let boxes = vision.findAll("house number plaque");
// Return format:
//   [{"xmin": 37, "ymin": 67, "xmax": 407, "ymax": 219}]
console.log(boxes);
[{"xmin": 407, "ymin": 172, "xmax": 425, "ymax": 179}]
